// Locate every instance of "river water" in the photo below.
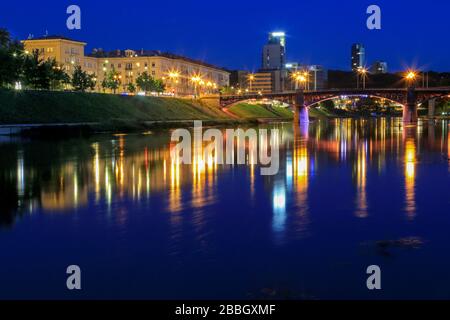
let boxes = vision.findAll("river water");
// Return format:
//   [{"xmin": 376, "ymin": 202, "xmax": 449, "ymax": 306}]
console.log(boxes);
[{"xmin": 0, "ymin": 118, "xmax": 449, "ymax": 299}]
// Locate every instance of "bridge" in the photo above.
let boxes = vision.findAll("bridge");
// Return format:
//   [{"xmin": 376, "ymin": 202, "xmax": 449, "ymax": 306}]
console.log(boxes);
[{"xmin": 219, "ymin": 87, "xmax": 450, "ymax": 123}]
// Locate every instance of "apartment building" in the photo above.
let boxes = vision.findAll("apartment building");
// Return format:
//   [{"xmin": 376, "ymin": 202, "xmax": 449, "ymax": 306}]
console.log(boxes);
[{"xmin": 22, "ymin": 36, "xmax": 229, "ymax": 95}]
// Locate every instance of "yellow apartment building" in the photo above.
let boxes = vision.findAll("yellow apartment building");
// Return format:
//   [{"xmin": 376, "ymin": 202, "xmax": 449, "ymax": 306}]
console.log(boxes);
[{"xmin": 22, "ymin": 36, "xmax": 229, "ymax": 96}]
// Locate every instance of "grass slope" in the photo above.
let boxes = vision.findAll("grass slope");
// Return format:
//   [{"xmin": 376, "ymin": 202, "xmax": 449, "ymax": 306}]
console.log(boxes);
[
  {"xmin": 229, "ymin": 103, "xmax": 293, "ymax": 119},
  {"xmin": 0, "ymin": 89, "xmax": 231, "ymax": 125}
]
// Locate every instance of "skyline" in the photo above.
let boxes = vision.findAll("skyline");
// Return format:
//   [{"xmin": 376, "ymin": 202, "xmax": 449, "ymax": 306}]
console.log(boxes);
[{"xmin": 2, "ymin": 0, "xmax": 450, "ymax": 72}]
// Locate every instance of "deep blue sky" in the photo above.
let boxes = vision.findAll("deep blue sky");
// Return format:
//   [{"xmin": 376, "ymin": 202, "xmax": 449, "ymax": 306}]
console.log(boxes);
[{"xmin": 2, "ymin": 0, "xmax": 449, "ymax": 71}]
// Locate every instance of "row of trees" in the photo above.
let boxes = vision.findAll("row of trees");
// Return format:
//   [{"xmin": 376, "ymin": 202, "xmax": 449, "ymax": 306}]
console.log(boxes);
[
  {"xmin": 0, "ymin": 28, "xmax": 96, "ymax": 92},
  {"xmin": 0, "ymin": 28, "xmax": 166, "ymax": 95},
  {"xmin": 100, "ymin": 69, "xmax": 165, "ymax": 94}
]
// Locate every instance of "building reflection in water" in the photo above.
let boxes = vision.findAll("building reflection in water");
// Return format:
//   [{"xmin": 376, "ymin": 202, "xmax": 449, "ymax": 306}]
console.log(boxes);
[
  {"xmin": 1, "ymin": 118, "xmax": 449, "ymax": 232},
  {"xmin": 355, "ymin": 140, "xmax": 368, "ymax": 218},
  {"xmin": 272, "ymin": 181, "xmax": 287, "ymax": 243},
  {"xmin": 403, "ymin": 127, "xmax": 417, "ymax": 220},
  {"xmin": 291, "ymin": 122, "xmax": 310, "ymax": 238}
]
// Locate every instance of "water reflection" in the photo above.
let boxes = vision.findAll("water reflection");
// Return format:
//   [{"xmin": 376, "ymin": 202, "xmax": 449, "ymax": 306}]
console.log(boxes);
[
  {"xmin": 403, "ymin": 128, "xmax": 417, "ymax": 219},
  {"xmin": 355, "ymin": 140, "xmax": 368, "ymax": 218},
  {"xmin": 0, "ymin": 119, "xmax": 448, "ymax": 233}
]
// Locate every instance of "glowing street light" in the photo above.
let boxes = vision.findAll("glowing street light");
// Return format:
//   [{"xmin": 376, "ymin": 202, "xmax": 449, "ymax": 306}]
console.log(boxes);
[
  {"xmin": 168, "ymin": 71, "xmax": 180, "ymax": 79},
  {"xmin": 406, "ymin": 71, "xmax": 417, "ymax": 80},
  {"xmin": 357, "ymin": 67, "xmax": 368, "ymax": 89},
  {"xmin": 248, "ymin": 74, "xmax": 255, "ymax": 92},
  {"xmin": 405, "ymin": 71, "xmax": 417, "ymax": 87},
  {"xmin": 191, "ymin": 74, "xmax": 203, "ymax": 97},
  {"xmin": 167, "ymin": 70, "xmax": 180, "ymax": 95},
  {"xmin": 292, "ymin": 72, "xmax": 307, "ymax": 90}
]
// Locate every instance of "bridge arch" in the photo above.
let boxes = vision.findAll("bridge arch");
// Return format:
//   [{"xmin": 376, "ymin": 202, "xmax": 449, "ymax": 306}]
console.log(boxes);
[
  {"xmin": 304, "ymin": 94, "xmax": 405, "ymax": 108},
  {"xmin": 219, "ymin": 87, "xmax": 450, "ymax": 123}
]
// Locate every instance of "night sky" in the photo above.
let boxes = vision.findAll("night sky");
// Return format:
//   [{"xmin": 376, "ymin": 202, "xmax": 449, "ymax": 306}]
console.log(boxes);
[{"xmin": 2, "ymin": 0, "xmax": 449, "ymax": 71}]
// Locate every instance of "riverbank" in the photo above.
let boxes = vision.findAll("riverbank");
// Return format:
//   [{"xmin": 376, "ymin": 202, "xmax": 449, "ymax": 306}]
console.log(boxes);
[
  {"xmin": 0, "ymin": 90, "xmax": 294, "ymax": 136},
  {"xmin": 1, "ymin": 89, "xmax": 446, "ymax": 137},
  {"xmin": 0, "ymin": 89, "xmax": 234, "ymax": 124}
]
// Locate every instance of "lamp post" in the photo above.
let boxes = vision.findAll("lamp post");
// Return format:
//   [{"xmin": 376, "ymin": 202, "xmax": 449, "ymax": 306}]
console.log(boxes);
[
  {"xmin": 357, "ymin": 67, "xmax": 368, "ymax": 89},
  {"xmin": 168, "ymin": 71, "xmax": 180, "ymax": 96},
  {"xmin": 405, "ymin": 71, "xmax": 417, "ymax": 88},
  {"xmin": 248, "ymin": 74, "xmax": 255, "ymax": 93},
  {"xmin": 191, "ymin": 76, "xmax": 200, "ymax": 97},
  {"xmin": 303, "ymin": 71, "xmax": 310, "ymax": 91}
]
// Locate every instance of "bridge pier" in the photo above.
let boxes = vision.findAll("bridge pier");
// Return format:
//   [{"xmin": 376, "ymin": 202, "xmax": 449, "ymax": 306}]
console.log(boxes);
[
  {"xmin": 403, "ymin": 86, "xmax": 418, "ymax": 124},
  {"xmin": 294, "ymin": 90, "xmax": 309, "ymax": 123}
]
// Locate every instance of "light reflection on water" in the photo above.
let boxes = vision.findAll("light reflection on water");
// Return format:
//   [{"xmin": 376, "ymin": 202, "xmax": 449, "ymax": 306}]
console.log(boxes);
[
  {"xmin": 0, "ymin": 118, "xmax": 449, "ymax": 299},
  {"xmin": 2, "ymin": 118, "xmax": 449, "ymax": 227}
]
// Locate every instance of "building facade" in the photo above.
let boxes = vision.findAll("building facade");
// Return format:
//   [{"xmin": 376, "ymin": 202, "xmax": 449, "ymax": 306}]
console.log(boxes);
[
  {"xmin": 351, "ymin": 43, "xmax": 365, "ymax": 71},
  {"xmin": 22, "ymin": 36, "xmax": 230, "ymax": 96},
  {"xmin": 229, "ymin": 70, "xmax": 250, "ymax": 89}
]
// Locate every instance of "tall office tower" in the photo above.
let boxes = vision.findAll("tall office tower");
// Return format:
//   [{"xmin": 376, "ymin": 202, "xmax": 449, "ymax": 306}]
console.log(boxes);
[
  {"xmin": 262, "ymin": 32, "xmax": 286, "ymax": 70},
  {"xmin": 351, "ymin": 43, "xmax": 365, "ymax": 71}
]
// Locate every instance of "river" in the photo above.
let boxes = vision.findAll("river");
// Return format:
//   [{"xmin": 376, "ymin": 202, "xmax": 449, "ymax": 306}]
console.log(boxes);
[{"xmin": 0, "ymin": 118, "xmax": 449, "ymax": 299}]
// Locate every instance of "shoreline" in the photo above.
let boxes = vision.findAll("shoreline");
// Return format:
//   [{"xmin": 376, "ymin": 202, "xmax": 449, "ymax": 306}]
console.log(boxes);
[{"xmin": 1, "ymin": 115, "xmax": 447, "ymax": 139}]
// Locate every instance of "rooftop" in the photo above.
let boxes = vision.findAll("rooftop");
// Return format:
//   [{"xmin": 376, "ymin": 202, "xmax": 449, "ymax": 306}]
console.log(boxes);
[
  {"xmin": 87, "ymin": 49, "xmax": 228, "ymax": 72},
  {"xmin": 23, "ymin": 35, "xmax": 86, "ymax": 44}
]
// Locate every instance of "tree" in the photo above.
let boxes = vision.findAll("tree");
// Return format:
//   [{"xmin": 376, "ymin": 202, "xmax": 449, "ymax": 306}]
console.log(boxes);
[
  {"xmin": 103, "ymin": 68, "xmax": 120, "ymax": 93},
  {"xmin": 49, "ymin": 60, "xmax": 71, "ymax": 90},
  {"xmin": 72, "ymin": 66, "xmax": 96, "ymax": 92},
  {"xmin": 152, "ymin": 79, "xmax": 165, "ymax": 93},
  {"xmin": 22, "ymin": 50, "xmax": 45, "ymax": 89},
  {"xmin": 136, "ymin": 72, "xmax": 153, "ymax": 94},
  {"xmin": 0, "ymin": 28, "xmax": 24, "ymax": 88},
  {"xmin": 136, "ymin": 71, "xmax": 165, "ymax": 94},
  {"xmin": 22, "ymin": 50, "xmax": 69, "ymax": 90},
  {"xmin": 220, "ymin": 86, "xmax": 235, "ymax": 95},
  {"xmin": 127, "ymin": 82, "xmax": 136, "ymax": 93}
]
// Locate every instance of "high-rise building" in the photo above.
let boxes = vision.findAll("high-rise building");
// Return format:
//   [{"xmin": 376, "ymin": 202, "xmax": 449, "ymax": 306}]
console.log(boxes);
[
  {"xmin": 371, "ymin": 61, "xmax": 388, "ymax": 74},
  {"xmin": 351, "ymin": 43, "xmax": 365, "ymax": 71},
  {"xmin": 262, "ymin": 32, "xmax": 286, "ymax": 70}
]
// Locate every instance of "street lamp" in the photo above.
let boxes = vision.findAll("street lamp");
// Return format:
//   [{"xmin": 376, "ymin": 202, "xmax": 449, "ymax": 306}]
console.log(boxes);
[
  {"xmin": 292, "ymin": 72, "xmax": 307, "ymax": 90},
  {"xmin": 168, "ymin": 70, "xmax": 180, "ymax": 96},
  {"xmin": 302, "ymin": 71, "xmax": 310, "ymax": 91},
  {"xmin": 357, "ymin": 67, "xmax": 368, "ymax": 89},
  {"xmin": 248, "ymin": 74, "xmax": 255, "ymax": 93},
  {"xmin": 405, "ymin": 71, "xmax": 417, "ymax": 87},
  {"xmin": 191, "ymin": 74, "xmax": 202, "ymax": 97}
]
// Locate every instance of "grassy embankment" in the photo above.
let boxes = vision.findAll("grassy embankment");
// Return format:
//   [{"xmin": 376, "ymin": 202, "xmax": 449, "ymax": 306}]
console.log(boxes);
[
  {"xmin": 0, "ymin": 89, "xmax": 241, "ymax": 131},
  {"xmin": 228, "ymin": 102, "xmax": 346, "ymax": 120},
  {"xmin": 228, "ymin": 103, "xmax": 294, "ymax": 120}
]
